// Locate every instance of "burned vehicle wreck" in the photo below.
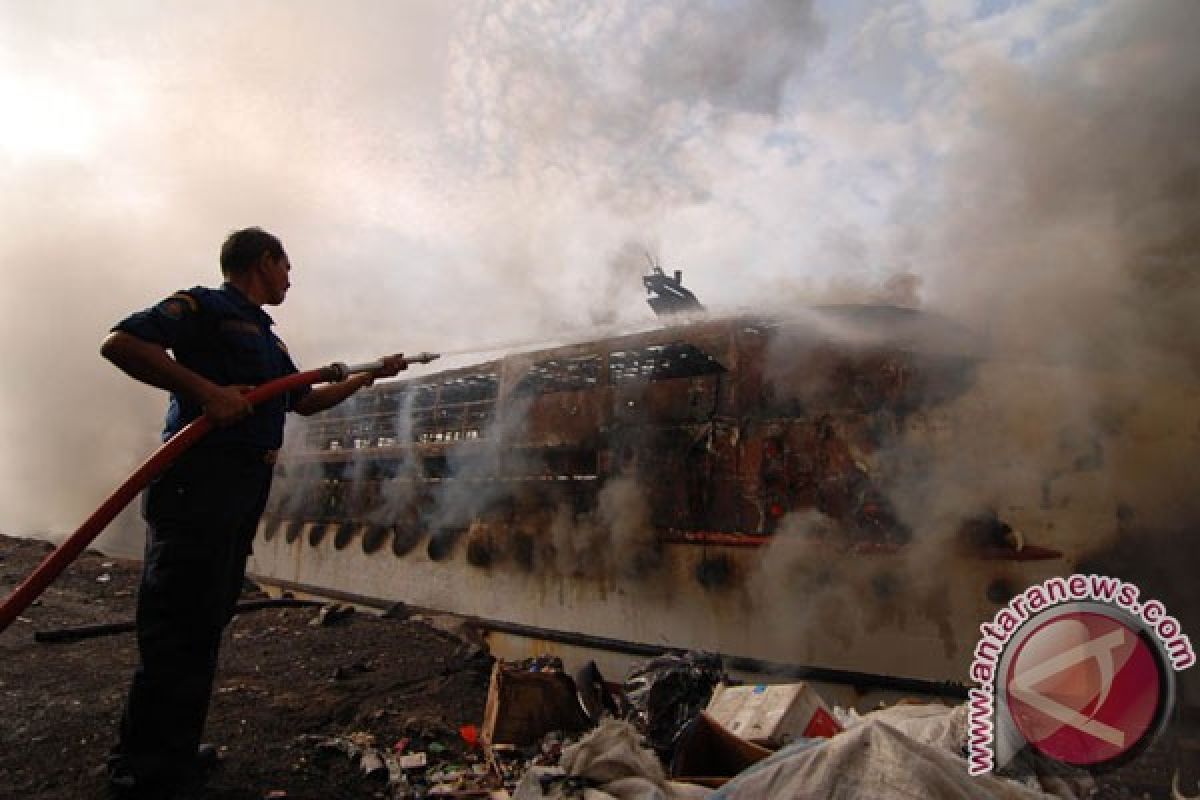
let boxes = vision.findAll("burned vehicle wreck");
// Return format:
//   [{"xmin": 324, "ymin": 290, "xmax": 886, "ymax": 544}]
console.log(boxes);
[{"xmin": 249, "ymin": 305, "xmax": 1200, "ymax": 707}]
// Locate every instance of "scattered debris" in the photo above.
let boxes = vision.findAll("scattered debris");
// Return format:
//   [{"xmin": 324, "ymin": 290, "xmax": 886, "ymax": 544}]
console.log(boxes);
[
  {"xmin": 310, "ymin": 602, "xmax": 356, "ymax": 627},
  {"xmin": 33, "ymin": 619, "xmax": 135, "ymax": 643},
  {"xmin": 671, "ymin": 712, "xmax": 770, "ymax": 788},
  {"xmin": 460, "ymin": 723, "xmax": 480, "ymax": 749},
  {"xmin": 710, "ymin": 710, "xmax": 1049, "ymax": 800},
  {"xmin": 574, "ymin": 660, "xmax": 622, "ymax": 723},
  {"xmin": 0, "ymin": 534, "xmax": 1187, "ymax": 798},
  {"xmin": 32, "ymin": 597, "xmax": 324, "ymax": 643},
  {"xmin": 383, "ymin": 601, "xmax": 412, "ymax": 620},
  {"xmin": 0, "ymin": 533, "xmax": 492, "ymax": 799},
  {"xmin": 513, "ymin": 719, "xmax": 708, "ymax": 799},
  {"xmin": 398, "ymin": 752, "xmax": 428, "ymax": 770},
  {"xmin": 360, "ymin": 747, "xmax": 388, "ymax": 779},
  {"xmin": 1174, "ymin": 767, "xmax": 1200, "ymax": 800},
  {"xmin": 705, "ymin": 681, "xmax": 841, "ymax": 747},
  {"xmin": 624, "ymin": 651, "xmax": 725, "ymax": 757},
  {"xmin": 481, "ymin": 658, "xmax": 591, "ymax": 747}
]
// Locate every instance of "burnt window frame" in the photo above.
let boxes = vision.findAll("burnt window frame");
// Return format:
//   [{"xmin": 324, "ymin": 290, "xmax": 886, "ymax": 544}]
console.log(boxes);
[{"xmin": 608, "ymin": 341, "xmax": 725, "ymax": 385}]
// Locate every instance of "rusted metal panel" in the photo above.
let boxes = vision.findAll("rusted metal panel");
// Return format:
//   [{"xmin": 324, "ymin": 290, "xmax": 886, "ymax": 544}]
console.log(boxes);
[
  {"xmin": 250, "ymin": 307, "xmax": 1200, "ymax": 697},
  {"xmin": 271, "ymin": 314, "xmax": 980, "ymax": 544},
  {"xmin": 526, "ymin": 388, "xmax": 610, "ymax": 445}
]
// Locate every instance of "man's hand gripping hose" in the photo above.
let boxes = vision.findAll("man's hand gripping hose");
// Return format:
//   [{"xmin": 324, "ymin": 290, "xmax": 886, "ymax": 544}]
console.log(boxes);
[
  {"xmin": 0, "ymin": 353, "xmax": 440, "ymax": 634},
  {"xmin": 329, "ymin": 351, "xmax": 439, "ymax": 381}
]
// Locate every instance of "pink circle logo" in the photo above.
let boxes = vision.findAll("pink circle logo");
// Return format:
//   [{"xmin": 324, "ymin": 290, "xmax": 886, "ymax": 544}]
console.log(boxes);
[{"xmin": 1003, "ymin": 608, "xmax": 1167, "ymax": 767}]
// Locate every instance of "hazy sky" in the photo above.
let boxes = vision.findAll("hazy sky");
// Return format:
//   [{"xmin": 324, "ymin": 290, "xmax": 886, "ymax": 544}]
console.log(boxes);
[{"xmin": 1, "ymin": 0, "xmax": 1196, "ymax": 546}]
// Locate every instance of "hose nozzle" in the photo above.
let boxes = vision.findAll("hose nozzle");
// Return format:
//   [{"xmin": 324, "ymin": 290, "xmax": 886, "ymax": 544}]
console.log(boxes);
[
  {"xmin": 406, "ymin": 352, "xmax": 440, "ymax": 365},
  {"xmin": 327, "ymin": 352, "xmax": 441, "ymax": 381}
]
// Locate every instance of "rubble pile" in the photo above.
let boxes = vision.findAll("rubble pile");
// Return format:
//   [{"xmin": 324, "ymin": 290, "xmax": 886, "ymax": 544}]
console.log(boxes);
[
  {"xmin": 461, "ymin": 652, "xmax": 1177, "ymax": 800},
  {"xmin": 296, "ymin": 725, "xmax": 495, "ymax": 798},
  {"xmin": 0, "ymin": 535, "xmax": 1191, "ymax": 798}
]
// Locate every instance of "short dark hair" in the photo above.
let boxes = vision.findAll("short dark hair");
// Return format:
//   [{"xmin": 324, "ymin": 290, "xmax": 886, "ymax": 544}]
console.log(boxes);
[{"xmin": 219, "ymin": 227, "xmax": 285, "ymax": 277}]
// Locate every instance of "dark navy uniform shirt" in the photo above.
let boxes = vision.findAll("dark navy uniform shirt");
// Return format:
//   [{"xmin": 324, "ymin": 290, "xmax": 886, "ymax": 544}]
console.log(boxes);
[{"xmin": 113, "ymin": 283, "xmax": 310, "ymax": 449}]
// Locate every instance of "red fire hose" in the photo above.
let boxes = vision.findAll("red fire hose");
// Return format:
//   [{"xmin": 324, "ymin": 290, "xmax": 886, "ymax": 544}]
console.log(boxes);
[{"xmin": 0, "ymin": 363, "xmax": 353, "ymax": 634}]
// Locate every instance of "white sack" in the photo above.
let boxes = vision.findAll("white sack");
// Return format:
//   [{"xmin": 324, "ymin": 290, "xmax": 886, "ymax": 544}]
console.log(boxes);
[
  {"xmin": 711, "ymin": 717, "xmax": 1054, "ymax": 800},
  {"xmin": 513, "ymin": 720, "xmax": 713, "ymax": 800}
]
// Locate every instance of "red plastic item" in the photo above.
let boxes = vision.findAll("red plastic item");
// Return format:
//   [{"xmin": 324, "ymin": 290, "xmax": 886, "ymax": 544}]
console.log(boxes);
[
  {"xmin": 459, "ymin": 724, "xmax": 479, "ymax": 749},
  {"xmin": 0, "ymin": 367, "xmax": 337, "ymax": 634}
]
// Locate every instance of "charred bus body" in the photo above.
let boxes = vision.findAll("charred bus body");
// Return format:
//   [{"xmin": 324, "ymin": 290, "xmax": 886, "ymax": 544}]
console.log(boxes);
[{"xmin": 250, "ymin": 306, "xmax": 1200, "ymax": 704}]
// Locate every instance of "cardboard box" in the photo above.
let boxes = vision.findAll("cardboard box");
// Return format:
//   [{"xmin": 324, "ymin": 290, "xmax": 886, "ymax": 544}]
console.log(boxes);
[
  {"xmin": 480, "ymin": 661, "xmax": 590, "ymax": 746},
  {"xmin": 670, "ymin": 712, "xmax": 773, "ymax": 788},
  {"xmin": 705, "ymin": 682, "xmax": 841, "ymax": 747}
]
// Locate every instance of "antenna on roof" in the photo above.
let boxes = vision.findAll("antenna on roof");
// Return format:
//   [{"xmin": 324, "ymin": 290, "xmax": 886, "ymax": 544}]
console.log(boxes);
[{"xmin": 642, "ymin": 258, "xmax": 704, "ymax": 317}]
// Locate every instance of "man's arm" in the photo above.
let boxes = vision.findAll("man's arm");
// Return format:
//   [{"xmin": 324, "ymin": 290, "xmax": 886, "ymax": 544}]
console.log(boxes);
[
  {"xmin": 292, "ymin": 354, "xmax": 407, "ymax": 417},
  {"xmin": 100, "ymin": 331, "xmax": 253, "ymax": 426},
  {"xmin": 292, "ymin": 372, "xmax": 373, "ymax": 416}
]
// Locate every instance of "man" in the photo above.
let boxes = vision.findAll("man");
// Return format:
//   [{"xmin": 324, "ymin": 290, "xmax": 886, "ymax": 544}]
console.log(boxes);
[{"xmin": 101, "ymin": 227, "xmax": 405, "ymax": 797}]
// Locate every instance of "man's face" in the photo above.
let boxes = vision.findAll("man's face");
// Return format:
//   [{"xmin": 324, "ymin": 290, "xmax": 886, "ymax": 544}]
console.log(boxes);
[{"xmin": 260, "ymin": 253, "xmax": 292, "ymax": 305}]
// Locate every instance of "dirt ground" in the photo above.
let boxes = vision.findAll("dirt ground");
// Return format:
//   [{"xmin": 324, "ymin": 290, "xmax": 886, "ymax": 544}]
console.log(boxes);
[
  {"xmin": 3, "ymin": 533, "xmax": 1197, "ymax": 800},
  {"xmin": 0, "ymin": 534, "xmax": 493, "ymax": 799}
]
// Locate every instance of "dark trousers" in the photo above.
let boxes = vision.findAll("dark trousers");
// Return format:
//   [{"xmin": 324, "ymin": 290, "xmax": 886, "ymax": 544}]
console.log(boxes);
[{"xmin": 112, "ymin": 446, "xmax": 273, "ymax": 786}]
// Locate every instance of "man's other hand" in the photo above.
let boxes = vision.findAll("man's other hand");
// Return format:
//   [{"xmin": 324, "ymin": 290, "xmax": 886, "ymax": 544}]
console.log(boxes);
[
  {"xmin": 202, "ymin": 385, "xmax": 255, "ymax": 426},
  {"xmin": 373, "ymin": 354, "xmax": 408, "ymax": 379}
]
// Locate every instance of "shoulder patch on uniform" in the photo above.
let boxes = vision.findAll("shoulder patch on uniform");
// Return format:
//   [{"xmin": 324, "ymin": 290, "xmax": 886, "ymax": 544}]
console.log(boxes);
[
  {"xmin": 159, "ymin": 300, "xmax": 184, "ymax": 320},
  {"xmin": 154, "ymin": 293, "xmax": 192, "ymax": 321},
  {"xmin": 170, "ymin": 292, "xmax": 200, "ymax": 312},
  {"xmin": 155, "ymin": 291, "xmax": 199, "ymax": 320}
]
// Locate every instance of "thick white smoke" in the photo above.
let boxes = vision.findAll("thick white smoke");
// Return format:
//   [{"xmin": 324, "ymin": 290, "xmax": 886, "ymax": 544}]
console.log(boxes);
[{"xmin": 0, "ymin": 0, "xmax": 823, "ymax": 553}]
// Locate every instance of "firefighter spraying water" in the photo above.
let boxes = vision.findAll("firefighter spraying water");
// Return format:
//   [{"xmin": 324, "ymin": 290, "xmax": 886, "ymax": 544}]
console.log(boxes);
[{"xmin": 0, "ymin": 227, "xmax": 439, "ymax": 799}]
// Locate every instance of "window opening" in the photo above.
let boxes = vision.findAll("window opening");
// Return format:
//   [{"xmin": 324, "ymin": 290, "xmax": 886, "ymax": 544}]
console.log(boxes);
[
  {"xmin": 517, "ymin": 356, "xmax": 602, "ymax": 395},
  {"xmin": 609, "ymin": 342, "xmax": 723, "ymax": 384}
]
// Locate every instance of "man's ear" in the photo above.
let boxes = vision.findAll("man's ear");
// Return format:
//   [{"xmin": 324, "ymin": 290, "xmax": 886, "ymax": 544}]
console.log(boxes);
[{"xmin": 248, "ymin": 252, "xmax": 275, "ymax": 281}]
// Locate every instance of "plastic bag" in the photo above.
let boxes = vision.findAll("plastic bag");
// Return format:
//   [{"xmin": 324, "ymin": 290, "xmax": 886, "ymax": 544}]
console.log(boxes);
[{"xmin": 624, "ymin": 652, "xmax": 725, "ymax": 756}]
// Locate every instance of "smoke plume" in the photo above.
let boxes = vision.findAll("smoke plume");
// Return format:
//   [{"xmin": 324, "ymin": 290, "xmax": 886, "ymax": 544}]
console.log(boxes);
[{"xmin": 0, "ymin": 0, "xmax": 823, "ymax": 553}]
